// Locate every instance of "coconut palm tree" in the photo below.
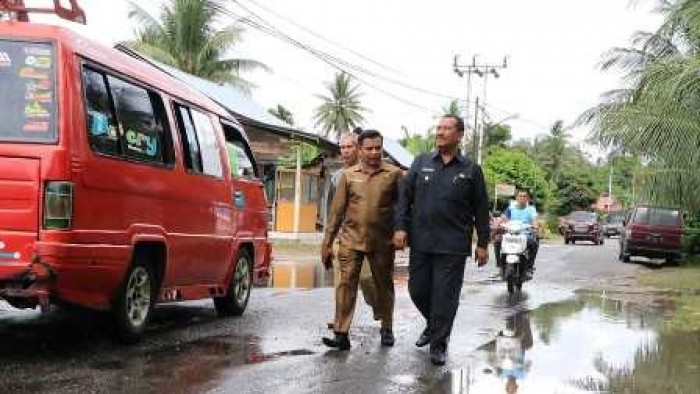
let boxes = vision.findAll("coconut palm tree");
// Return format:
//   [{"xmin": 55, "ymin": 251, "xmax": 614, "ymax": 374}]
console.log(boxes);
[
  {"xmin": 268, "ymin": 104, "xmax": 295, "ymax": 126},
  {"xmin": 125, "ymin": 0, "xmax": 267, "ymax": 93},
  {"xmin": 313, "ymin": 72, "xmax": 366, "ymax": 140},
  {"xmin": 581, "ymin": 0, "xmax": 700, "ymax": 210}
]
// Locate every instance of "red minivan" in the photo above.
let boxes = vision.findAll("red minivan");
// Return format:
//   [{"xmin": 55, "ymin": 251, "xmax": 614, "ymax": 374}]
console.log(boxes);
[
  {"xmin": 0, "ymin": 18, "xmax": 270, "ymax": 340},
  {"xmin": 619, "ymin": 204, "xmax": 684, "ymax": 264}
]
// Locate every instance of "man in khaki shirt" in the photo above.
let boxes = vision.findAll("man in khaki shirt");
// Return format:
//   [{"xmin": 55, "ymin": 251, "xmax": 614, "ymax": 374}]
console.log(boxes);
[
  {"xmin": 321, "ymin": 130, "xmax": 402, "ymax": 350},
  {"xmin": 326, "ymin": 133, "xmax": 380, "ymax": 330}
]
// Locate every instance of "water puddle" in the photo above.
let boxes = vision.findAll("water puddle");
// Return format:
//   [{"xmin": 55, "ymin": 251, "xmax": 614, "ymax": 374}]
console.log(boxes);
[
  {"xmin": 270, "ymin": 258, "xmax": 410, "ymax": 289},
  {"xmin": 271, "ymin": 261, "xmax": 333, "ymax": 289},
  {"xmin": 437, "ymin": 294, "xmax": 700, "ymax": 393}
]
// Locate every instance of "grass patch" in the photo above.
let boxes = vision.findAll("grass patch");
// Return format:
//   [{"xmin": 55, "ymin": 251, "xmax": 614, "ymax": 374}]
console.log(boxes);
[
  {"xmin": 637, "ymin": 259, "xmax": 700, "ymax": 292},
  {"xmin": 637, "ymin": 257, "xmax": 700, "ymax": 331},
  {"xmin": 662, "ymin": 295, "xmax": 700, "ymax": 332}
]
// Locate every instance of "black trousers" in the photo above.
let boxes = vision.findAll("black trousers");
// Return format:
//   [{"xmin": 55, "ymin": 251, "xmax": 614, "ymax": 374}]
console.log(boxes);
[{"xmin": 408, "ymin": 250, "xmax": 467, "ymax": 351}]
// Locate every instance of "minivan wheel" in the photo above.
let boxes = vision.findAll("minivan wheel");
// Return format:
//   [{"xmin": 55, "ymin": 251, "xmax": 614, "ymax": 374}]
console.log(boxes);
[
  {"xmin": 113, "ymin": 261, "xmax": 154, "ymax": 343},
  {"xmin": 214, "ymin": 249, "xmax": 253, "ymax": 317},
  {"xmin": 619, "ymin": 245, "xmax": 631, "ymax": 263}
]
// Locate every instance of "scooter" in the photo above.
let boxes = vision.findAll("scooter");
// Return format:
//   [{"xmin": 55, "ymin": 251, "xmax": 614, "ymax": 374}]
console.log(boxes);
[{"xmin": 498, "ymin": 221, "xmax": 534, "ymax": 294}]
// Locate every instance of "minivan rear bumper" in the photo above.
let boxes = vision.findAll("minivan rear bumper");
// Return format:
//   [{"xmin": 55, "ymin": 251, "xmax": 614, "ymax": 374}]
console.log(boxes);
[
  {"xmin": 627, "ymin": 241, "xmax": 682, "ymax": 259},
  {"xmin": 0, "ymin": 241, "xmax": 131, "ymax": 311}
]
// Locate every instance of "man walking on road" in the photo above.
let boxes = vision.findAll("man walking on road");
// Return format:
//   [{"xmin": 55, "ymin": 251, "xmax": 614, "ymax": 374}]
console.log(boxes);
[
  {"xmin": 322, "ymin": 130, "xmax": 402, "ymax": 350},
  {"xmin": 325, "ymin": 132, "xmax": 381, "ymax": 329},
  {"xmin": 394, "ymin": 115, "xmax": 490, "ymax": 365}
]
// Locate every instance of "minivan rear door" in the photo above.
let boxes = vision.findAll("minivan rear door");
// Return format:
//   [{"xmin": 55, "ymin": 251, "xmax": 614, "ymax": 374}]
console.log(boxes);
[{"xmin": 0, "ymin": 39, "xmax": 57, "ymax": 235}]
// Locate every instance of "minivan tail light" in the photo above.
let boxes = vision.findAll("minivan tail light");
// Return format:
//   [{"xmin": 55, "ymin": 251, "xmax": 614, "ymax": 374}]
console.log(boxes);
[{"xmin": 43, "ymin": 181, "xmax": 74, "ymax": 230}]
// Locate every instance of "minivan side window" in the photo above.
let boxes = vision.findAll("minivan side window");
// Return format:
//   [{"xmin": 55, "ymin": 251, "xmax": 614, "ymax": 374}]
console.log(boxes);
[
  {"xmin": 173, "ymin": 104, "xmax": 223, "ymax": 178},
  {"xmin": 226, "ymin": 141, "xmax": 255, "ymax": 179},
  {"xmin": 82, "ymin": 66, "xmax": 173, "ymax": 165},
  {"xmin": 83, "ymin": 68, "xmax": 120, "ymax": 156},
  {"xmin": 173, "ymin": 104, "xmax": 203, "ymax": 173}
]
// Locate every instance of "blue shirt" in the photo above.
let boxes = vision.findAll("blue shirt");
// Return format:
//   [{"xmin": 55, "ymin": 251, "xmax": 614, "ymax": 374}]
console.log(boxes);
[{"xmin": 504, "ymin": 203, "xmax": 537, "ymax": 225}]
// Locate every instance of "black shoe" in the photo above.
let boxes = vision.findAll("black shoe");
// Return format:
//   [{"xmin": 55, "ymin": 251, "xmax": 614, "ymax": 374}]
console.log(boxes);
[
  {"xmin": 380, "ymin": 328, "xmax": 395, "ymax": 347},
  {"xmin": 415, "ymin": 328, "xmax": 430, "ymax": 348},
  {"xmin": 322, "ymin": 332, "xmax": 351, "ymax": 350},
  {"xmin": 430, "ymin": 347, "xmax": 446, "ymax": 366}
]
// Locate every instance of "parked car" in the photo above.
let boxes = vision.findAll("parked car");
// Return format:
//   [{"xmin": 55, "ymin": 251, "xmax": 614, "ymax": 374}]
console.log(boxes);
[
  {"xmin": 563, "ymin": 211, "xmax": 604, "ymax": 245},
  {"xmin": 602, "ymin": 211, "xmax": 626, "ymax": 237},
  {"xmin": 619, "ymin": 205, "xmax": 683, "ymax": 264},
  {"xmin": 0, "ymin": 16, "xmax": 270, "ymax": 342}
]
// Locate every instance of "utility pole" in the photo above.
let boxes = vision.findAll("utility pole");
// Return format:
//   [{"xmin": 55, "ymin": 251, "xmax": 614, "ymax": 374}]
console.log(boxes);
[{"xmin": 453, "ymin": 55, "xmax": 508, "ymax": 164}]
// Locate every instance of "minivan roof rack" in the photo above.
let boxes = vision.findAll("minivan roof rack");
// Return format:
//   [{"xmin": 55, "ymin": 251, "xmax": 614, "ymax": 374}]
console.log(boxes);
[{"xmin": 0, "ymin": 0, "xmax": 85, "ymax": 24}]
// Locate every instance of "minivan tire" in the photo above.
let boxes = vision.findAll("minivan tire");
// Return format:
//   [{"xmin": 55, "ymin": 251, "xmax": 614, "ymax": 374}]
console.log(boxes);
[
  {"xmin": 214, "ymin": 249, "xmax": 253, "ymax": 317},
  {"xmin": 113, "ymin": 260, "xmax": 155, "ymax": 343}
]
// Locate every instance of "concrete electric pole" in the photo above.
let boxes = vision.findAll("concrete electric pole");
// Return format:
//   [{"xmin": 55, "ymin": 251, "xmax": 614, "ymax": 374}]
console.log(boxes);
[{"xmin": 453, "ymin": 55, "xmax": 508, "ymax": 164}]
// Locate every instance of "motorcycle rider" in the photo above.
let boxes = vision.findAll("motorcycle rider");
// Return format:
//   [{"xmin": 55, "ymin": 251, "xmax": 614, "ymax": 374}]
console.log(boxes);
[{"xmin": 500, "ymin": 189, "xmax": 539, "ymax": 279}]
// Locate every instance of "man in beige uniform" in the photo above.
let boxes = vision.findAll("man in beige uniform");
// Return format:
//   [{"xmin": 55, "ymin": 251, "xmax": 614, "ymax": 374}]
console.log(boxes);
[
  {"xmin": 326, "ymin": 133, "xmax": 379, "ymax": 329},
  {"xmin": 321, "ymin": 130, "xmax": 402, "ymax": 350}
]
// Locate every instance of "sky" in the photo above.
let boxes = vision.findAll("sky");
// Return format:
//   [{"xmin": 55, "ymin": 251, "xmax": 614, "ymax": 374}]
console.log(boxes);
[{"xmin": 27, "ymin": 0, "xmax": 663, "ymax": 152}]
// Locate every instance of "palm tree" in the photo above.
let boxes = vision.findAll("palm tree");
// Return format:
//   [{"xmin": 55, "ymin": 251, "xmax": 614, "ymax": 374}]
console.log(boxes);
[
  {"xmin": 124, "ymin": 0, "xmax": 267, "ymax": 93},
  {"xmin": 313, "ymin": 72, "xmax": 367, "ymax": 140},
  {"xmin": 543, "ymin": 120, "xmax": 569, "ymax": 184},
  {"xmin": 580, "ymin": 0, "xmax": 700, "ymax": 210},
  {"xmin": 442, "ymin": 99, "xmax": 461, "ymax": 116},
  {"xmin": 269, "ymin": 104, "xmax": 295, "ymax": 126}
]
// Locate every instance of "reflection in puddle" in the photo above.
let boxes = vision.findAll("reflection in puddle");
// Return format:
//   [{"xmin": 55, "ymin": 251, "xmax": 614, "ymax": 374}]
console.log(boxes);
[
  {"xmin": 271, "ymin": 260, "xmax": 409, "ymax": 289},
  {"xmin": 439, "ymin": 295, "xmax": 700, "ymax": 393},
  {"xmin": 272, "ymin": 262, "xmax": 332, "ymax": 289}
]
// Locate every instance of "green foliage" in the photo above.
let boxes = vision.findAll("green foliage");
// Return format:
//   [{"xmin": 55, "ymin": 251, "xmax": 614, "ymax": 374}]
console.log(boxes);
[
  {"xmin": 582, "ymin": 0, "xmax": 700, "ymax": 211},
  {"xmin": 399, "ymin": 131, "xmax": 435, "ymax": 155},
  {"xmin": 550, "ymin": 165, "xmax": 602, "ymax": 216},
  {"xmin": 484, "ymin": 123, "xmax": 512, "ymax": 150},
  {"xmin": 483, "ymin": 148, "xmax": 551, "ymax": 212},
  {"xmin": 124, "ymin": 0, "xmax": 267, "ymax": 92},
  {"xmin": 268, "ymin": 104, "xmax": 295, "ymax": 126},
  {"xmin": 276, "ymin": 142, "xmax": 319, "ymax": 168},
  {"xmin": 313, "ymin": 72, "xmax": 367, "ymax": 140}
]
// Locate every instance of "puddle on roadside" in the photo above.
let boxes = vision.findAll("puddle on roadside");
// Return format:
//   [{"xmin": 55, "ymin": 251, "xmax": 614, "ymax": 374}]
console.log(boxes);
[
  {"xmin": 270, "ymin": 260, "xmax": 409, "ymax": 289},
  {"xmin": 118, "ymin": 335, "xmax": 316, "ymax": 392},
  {"xmin": 435, "ymin": 294, "xmax": 700, "ymax": 393}
]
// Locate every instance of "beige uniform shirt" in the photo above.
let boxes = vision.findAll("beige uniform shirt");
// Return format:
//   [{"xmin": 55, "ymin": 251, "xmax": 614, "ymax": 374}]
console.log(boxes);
[{"xmin": 323, "ymin": 163, "xmax": 402, "ymax": 252}]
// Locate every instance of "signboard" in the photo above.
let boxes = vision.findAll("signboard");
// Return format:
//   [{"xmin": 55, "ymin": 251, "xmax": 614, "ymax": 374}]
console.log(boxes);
[{"xmin": 495, "ymin": 183, "xmax": 516, "ymax": 197}]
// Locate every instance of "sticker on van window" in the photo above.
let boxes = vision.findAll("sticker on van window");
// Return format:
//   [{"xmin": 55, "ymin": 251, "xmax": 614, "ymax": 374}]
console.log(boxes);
[
  {"xmin": 19, "ymin": 67, "xmax": 49, "ymax": 79},
  {"xmin": 23, "ymin": 46, "xmax": 50, "ymax": 56},
  {"xmin": 25, "ymin": 101, "xmax": 49, "ymax": 118},
  {"xmin": 125, "ymin": 130, "xmax": 158, "ymax": 156},
  {"xmin": 25, "ymin": 89, "xmax": 52, "ymax": 103},
  {"xmin": 25, "ymin": 55, "xmax": 51, "ymax": 69},
  {"xmin": 23, "ymin": 121, "xmax": 49, "ymax": 133},
  {"xmin": 0, "ymin": 52, "xmax": 10, "ymax": 68},
  {"xmin": 26, "ymin": 79, "xmax": 51, "ymax": 91}
]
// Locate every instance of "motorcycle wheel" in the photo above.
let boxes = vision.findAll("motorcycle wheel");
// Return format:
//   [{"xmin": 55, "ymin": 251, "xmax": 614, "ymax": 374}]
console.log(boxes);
[{"xmin": 504, "ymin": 264, "xmax": 516, "ymax": 294}]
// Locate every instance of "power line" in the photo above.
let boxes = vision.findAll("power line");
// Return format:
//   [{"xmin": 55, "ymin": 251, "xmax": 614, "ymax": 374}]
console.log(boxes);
[
  {"xmin": 237, "ymin": 0, "xmax": 404, "ymax": 76},
  {"xmin": 210, "ymin": 2, "xmax": 441, "ymax": 113},
  {"xmin": 224, "ymin": 0, "xmax": 459, "ymax": 102}
]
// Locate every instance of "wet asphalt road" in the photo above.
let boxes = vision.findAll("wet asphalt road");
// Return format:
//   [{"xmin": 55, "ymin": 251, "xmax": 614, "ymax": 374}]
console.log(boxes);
[{"xmin": 0, "ymin": 240, "xmax": 652, "ymax": 393}]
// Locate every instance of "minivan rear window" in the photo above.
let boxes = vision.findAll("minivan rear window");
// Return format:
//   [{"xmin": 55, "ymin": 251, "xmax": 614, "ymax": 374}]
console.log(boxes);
[
  {"xmin": 0, "ymin": 39, "xmax": 56, "ymax": 143},
  {"xmin": 633, "ymin": 207, "xmax": 680, "ymax": 226}
]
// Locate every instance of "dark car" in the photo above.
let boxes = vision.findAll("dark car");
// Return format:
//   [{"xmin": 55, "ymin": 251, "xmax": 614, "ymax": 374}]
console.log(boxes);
[
  {"xmin": 563, "ymin": 211, "xmax": 604, "ymax": 245},
  {"xmin": 602, "ymin": 211, "xmax": 626, "ymax": 237},
  {"xmin": 619, "ymin": 205, "xmax": 683, "ymax": 263}
]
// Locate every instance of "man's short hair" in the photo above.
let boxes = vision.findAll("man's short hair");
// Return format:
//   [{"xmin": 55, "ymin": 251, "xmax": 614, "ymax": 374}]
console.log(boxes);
[
  {"xmin": 442, "ymin": 114, "xmax": 465, "ymax": 133},
  {"xmin": 339, "ymin": 133, "xmax": 358, "ymax": 146},
  {"xmin": 517, "ymin": 188, "xmax": 531, "ymax": 198},
  {"xmin": 358, "ymin": 129, "xmax": 383, "ymax": 146}
]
